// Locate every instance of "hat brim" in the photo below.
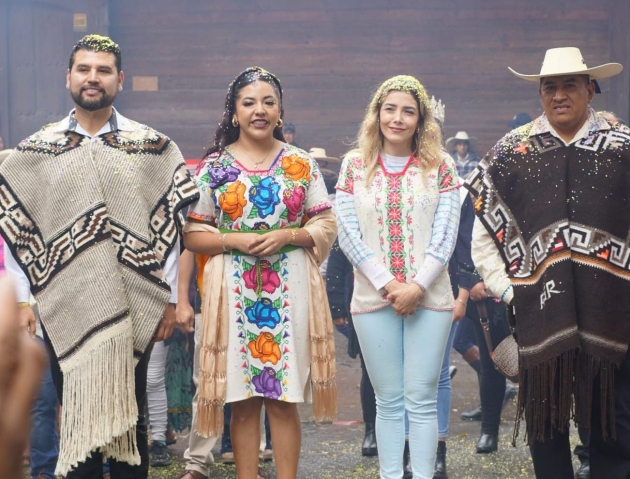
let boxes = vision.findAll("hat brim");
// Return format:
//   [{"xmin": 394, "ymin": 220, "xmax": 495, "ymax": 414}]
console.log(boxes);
[
  {"xmin": 446, "ymin": 137, "xmax": 477, "ymax": 153},
  {"xmin": 508, "ymin": 63, "xmax": 623, "ymax": 81}
]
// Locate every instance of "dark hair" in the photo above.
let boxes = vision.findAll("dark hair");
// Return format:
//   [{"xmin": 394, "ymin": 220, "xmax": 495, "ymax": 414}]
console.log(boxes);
[
  {"xmin": 283, "ymin": 122, "xmax": 296, "ymax": 134},
  {"xmin": 206, "ymin": 67, "xmax": 285, "ymax": 158},
  {"xmin": 69, "ymin": 34, "xmax": 122, "ymax": 73}
]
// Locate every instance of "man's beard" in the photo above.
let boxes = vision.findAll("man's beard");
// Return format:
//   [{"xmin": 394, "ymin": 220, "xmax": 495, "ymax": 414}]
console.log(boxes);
[{"xmin": 71, "ymin": 86, "xmax": 116, "ymax": 111}]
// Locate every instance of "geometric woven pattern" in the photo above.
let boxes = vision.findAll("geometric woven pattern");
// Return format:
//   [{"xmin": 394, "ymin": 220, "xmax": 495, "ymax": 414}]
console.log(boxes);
[
  {"xmin": 0, "ymin": 183, "xmax": 111, "ymax": 293},
  {"xmin": 467, "ymin": 122, "xmax": 630, "ymax": 285}
]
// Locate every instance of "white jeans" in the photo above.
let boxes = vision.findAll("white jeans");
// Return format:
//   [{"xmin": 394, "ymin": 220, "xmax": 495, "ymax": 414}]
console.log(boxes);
[{"xmin": 147, "ymin": 341, "xmax": 169, "ymax": 441}]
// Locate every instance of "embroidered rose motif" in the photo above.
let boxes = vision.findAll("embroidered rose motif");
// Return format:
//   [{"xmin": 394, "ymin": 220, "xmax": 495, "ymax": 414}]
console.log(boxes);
[
  {"xmin": 245, "ymin": 298, "xmax": 281, "ymax": 329},
  {"xmin": 249, "ymin": 177, "xmax": 281, "ymax": 218},
  {"xmin": 438, "ymin": 161, "xmax": 455, "ymax": 189},
  {"xmin": 282, "ymin": 155, "xmax": 311, "ymax": 182},
  {"xmin": 243, "ymin": 260, "xmax": 281, "ymax": 294},
  {"xmin": 253, "ymin": 221, "xmax": 270, "ymax": 230},
  {"xmin": 207, "ymin": 161, "xmax": 240, "ymax": 189},
  {"xmin": 248, "ymin": 332, "xmax": 282, "ymax": 365},
  {"xmin": 218, "ymin": 180, "xmax": 247, "ymax": 221},
  {"xmin": 282, "ymin": 185, "xmax": 305, "ymax": 221},
  {"xmin": 252, "ymin": 366, "xmax": 282, "ymax": 399}
]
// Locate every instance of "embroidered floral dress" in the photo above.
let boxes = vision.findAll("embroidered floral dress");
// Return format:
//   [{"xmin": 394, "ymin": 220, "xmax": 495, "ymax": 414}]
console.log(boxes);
[{"xmin": 188, "ymin": 144, "xmax": 332, "ymax": 403}]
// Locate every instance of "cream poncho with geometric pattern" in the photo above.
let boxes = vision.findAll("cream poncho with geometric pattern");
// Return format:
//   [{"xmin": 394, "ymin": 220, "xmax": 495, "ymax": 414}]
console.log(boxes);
[{"xmin": 0, "ymin": 118, "xmax": 198, "ymax": 475}]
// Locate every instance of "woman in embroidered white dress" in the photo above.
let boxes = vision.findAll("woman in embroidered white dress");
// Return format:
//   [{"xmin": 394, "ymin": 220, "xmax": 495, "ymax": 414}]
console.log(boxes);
[
  {"xmin": 184, "ymin": 67, "xmax": 337, "ymax": 479},
  {"xmin": 336, "ymin": 76, "xmax": 460, "ymax": 479}
]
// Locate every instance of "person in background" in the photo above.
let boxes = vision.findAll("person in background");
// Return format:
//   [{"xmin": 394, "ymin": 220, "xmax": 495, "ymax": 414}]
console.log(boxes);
[
  {"xmin": 446, "ymin": 131, "xmax": 480, "ymax": 179},
  {"xmin": 176, "ymin": 249, "xmax": 219, "ymax": 479},
  {"xmin": 0, "ymin": 135, "xmax": 5, "ymax": 150},
  {"xmin": 0, "ymin": 277, "xmax": 45, "ymax": 479},
  {"xmin": 507, "ymin": 112, "xmax": 533, "ymax": 130},
  {"xmin": 282, "ymin": 122, "xmax": 298, "ymax": 147},
  {"xmin": 336, "ymin": 75, "xmax": 460, "ymax": 479}
]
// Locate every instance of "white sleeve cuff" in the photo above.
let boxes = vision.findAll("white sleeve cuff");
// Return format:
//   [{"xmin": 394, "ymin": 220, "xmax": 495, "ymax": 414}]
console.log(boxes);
[
  {"xmin": 357, "ymin": 257, "xmax": 396, "ymax": 292},
  {"xmin": 163, "ymin": 239, "xmax": 180, "ymax": 303},
  {"xmin": 4, "ymin": 248, "xmax": 32, "ymax": 303},
  {"xmin": 413, "ymin": 255, "xmax": 445, "ymax": 290}
]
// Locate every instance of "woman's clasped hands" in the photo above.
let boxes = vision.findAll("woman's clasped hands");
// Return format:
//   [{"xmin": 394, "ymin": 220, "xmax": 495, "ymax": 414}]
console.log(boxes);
[
  {"xmin": 385, "ymin": 280, "xmax": 424, "ymax": 317},
  {"xmin": 226, "ymin": 230, "xmax": 291, "ymax": 257}
]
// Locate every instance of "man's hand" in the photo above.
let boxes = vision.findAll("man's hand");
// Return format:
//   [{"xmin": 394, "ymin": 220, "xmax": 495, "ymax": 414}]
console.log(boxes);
[
  {"xmin": 469, "ymin": 281, "xmax": 488, "ymax": 302},
  {"xmin": 154, "ymin": 303, "xmax": 176, "ymax": 342},
  {"xmin": 0, "ymin": 278, "xmax": 45, "ymax": 479},
  {"xmin": 17, "ymin": 306, "xmax": 36, "ymax": 338},
  {"xmin": 175, "ymin": 301, "xmax": 195, "ymax": 334}
]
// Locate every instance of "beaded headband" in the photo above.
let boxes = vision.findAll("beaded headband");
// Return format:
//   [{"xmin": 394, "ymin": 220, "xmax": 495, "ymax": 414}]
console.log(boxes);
[{"xmin": 371, "ymin": 75, "xmax": 430, "ymax": 112}]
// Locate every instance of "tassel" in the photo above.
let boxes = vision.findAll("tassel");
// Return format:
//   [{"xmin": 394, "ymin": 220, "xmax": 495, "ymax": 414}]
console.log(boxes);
[{"xmin": 55, "ymin": 321, "xmax": 139, "ymax": 477}]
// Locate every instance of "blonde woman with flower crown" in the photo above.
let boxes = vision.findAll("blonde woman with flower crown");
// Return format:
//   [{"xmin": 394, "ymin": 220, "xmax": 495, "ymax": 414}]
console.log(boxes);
[{"xmin": 335, "ymin": 76, "xmax": 460, "ymax": 479}]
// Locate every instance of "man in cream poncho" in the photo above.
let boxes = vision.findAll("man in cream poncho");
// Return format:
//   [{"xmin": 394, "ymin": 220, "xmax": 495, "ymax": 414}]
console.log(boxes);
[{"xmin": 1, "ymin": 35, "xmax": 198, "ymax": 477}]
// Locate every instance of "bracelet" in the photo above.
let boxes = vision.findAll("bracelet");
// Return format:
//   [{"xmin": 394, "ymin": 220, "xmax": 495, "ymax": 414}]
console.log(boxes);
[
  {"xmin": 18, "ymin": 302, "xmax": 30, "ymax": 308},
  {"xmin": 457, "ymin": 298, "xmax": 467, "ymax": 305},
  {"xmin": 289, "ymin": 229, "xmax": 298, "ymax": 244},
  {"xmin": 221, "ymin": 233, "xmax": 228, "ymax": 252}
]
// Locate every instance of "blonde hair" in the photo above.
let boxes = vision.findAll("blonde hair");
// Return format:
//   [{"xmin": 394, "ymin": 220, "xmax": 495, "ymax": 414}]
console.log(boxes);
[{"xmin": 351, "ymin": 75, "xmax": 444, "ymax": 187}]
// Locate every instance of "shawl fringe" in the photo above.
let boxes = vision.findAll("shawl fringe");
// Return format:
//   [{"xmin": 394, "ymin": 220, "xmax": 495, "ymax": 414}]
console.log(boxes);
[
  {"xmin": 513, "ymin": 349, "xmax": 617, "ymax": 446},
  {"xmin": 55, "ymin": 321, "xmax": 139, "ymax": 476}
]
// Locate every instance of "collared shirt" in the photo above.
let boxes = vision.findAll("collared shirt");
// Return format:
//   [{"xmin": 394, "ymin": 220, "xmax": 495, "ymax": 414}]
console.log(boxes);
[
  {"xmin": 5, "ymin": 108, "xmax": 180, "ymax": 305},
  {"xmin": 471, "ymin": 108, "xmax": 610, "ymax": 305},
  {"xmin": 528, "ymin": 107, "xmax": 610, "ymax": 146},
  {"xmin": 451, "ymin": 151, "xmax": 481, "ymax": 180}
]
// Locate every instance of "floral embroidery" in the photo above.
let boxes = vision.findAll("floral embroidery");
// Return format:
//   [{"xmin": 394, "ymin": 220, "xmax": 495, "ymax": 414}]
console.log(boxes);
[
  {"xmin": 282, "ymin": 154, "xmax": 311, "ymax": 182},
  {"xmin": 247, "ymin": 332, "xmax": 282, "ymax": 365},
  {"xmin": 252, "ymin": 366, "xmax": 282, "ymax": 399},
  {"xmin": 437, "ymin": 156, "xmax": 458, "ymax": 191},
  {"xmin": 385, "ymin": 176, "xmax": 408, "ymax": 282},
  {"xmin": 218, "ymin": 180, "xmax": 247, "ymax": 220},
  {"xmin": 243, "ymin": 260, "xmax": 281, "ymax": 295},
  {"xmin": 282, "ymin": 185, "xmax": 306, "ymax": 222},
  {"xmin": 245, "ymin": 297, "xmax": 282, "ymax": 329},
  {"xmin": 249, "ymin": 176, "xmax": 281, "ymax": 219},
  {"xmin": 204, "ymin": 160, "xmax": 240, "ymax": 189}
]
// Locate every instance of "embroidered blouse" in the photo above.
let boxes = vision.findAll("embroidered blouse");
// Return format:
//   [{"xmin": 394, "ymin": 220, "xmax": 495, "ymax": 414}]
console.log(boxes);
[{"xmin": 336, "ymin": 152, "xmax": 460, "ymax": 313}]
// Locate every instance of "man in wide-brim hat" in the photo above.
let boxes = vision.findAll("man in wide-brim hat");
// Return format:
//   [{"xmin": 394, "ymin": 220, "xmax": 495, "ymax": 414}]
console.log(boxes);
[
  {"xmin": 466, "ymin": 47, "xmax": 630, "ymax": 479},
  {"xmin": 446, "ymin": 131, "xmax": 480, "ymax": 179},
  {"xmin": 309, "ymin": 147, "xmax": 341, "ymax": 174}
]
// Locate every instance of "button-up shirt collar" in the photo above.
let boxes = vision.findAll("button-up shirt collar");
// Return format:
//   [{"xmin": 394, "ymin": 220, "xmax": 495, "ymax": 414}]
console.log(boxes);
[{"xmin": 528, "ymin": 107, "xmax": 610, "ymax": 146}]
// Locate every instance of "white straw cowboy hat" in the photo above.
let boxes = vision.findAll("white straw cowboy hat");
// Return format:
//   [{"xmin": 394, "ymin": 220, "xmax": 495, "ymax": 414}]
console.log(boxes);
[
  {"xmin": 309, "ymin": 147, "xmax": 341, "ymax": 168},
  {"xmin": 446, "ymin": 131, "xmax": 477, "ymax": 153},
  {"xmin": 508, "ymin": 47, "xmax": 623, "ymax": 82}
]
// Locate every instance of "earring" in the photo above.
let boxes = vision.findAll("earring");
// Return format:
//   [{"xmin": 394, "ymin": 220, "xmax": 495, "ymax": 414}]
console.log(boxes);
[
  {"xmin": 277, "ymin": 118, "xmax": 284, "ymax": 128},
  {"xmin": 232, "ymin": 117, "xmax": 239, "ymax": 127}
]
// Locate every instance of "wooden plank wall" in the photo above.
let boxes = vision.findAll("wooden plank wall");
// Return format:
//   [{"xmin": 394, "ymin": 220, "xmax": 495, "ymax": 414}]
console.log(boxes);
[
  {"xmin": 109, "ymin": 0, "xmax": 622, "ymax": 159},
  {"xmin": 0, "ymin": 0, "xmax": 109, "ymax": 148},
  {"xmin": 3, "ymin": 0, "xmax": 627, "ymax": 157}
]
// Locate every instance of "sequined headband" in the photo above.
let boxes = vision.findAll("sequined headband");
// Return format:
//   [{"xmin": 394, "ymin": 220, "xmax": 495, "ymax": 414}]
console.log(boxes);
[
  {"xmin": 371, "ymin": 75, "xmax": 430, "ymax": 112},
  {"xmin": 223, "ymin": 67, "xmax": 283, "ymax": 118},
  {"xmin": 73, "ymin": 34, "xmax": 120, "ymax": 54}
]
